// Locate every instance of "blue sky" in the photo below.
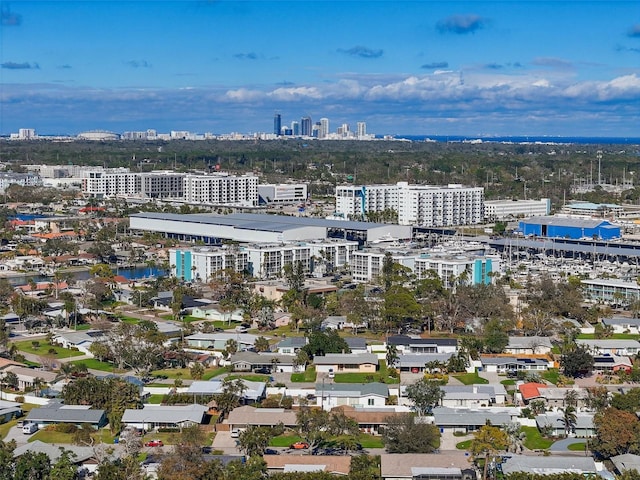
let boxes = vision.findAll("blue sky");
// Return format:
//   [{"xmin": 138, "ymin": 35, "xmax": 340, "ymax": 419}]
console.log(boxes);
[{"xmin": 1, "ymin": 1, "xmax": 639, "ymax": 136}]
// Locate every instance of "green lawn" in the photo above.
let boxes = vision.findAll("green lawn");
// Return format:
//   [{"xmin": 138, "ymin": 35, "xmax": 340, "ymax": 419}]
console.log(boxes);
[
  {"xmin": 577, "ymin": 333, "xmax": 639, "ymax": 340},
  {"xmin": 225, "ymin": 374, "xmax": 270, "ymax": 382},
  {"xmin": 521, "ymin": 426, "xmax": 554, "ymax": 450},
  {"xmin": 567, "ymin": 442, "xmax": 586, "ymax": 451},
  {"xmin": 73, "ymin": 324, "xmax": 92, "ymax": 331},
  {"xmin": 453, "ymin": 371, "xmax": 489, "ymax": 385},
  {"xmin": 333, "ymin": 362, "xmax": 400, "ymax": 384},
  {"xmin": 146, "ymin": 394, "xmax": 164, "ymax": 404},
  {"xmin": 500, "ymin": 379, "xmax": 516, "ymax": 386},
  {"xmin": 270, "ymin": 435, "xmax": 303, "ymax": 447},
  {"xmin": 29, "ymin": 428, "xmax": 114, "ymax": 445},
  {"xmin": 12, "ymin": 340, "xmax": 85, "ymax": 358},
  {"xmin": 542, "ymin": 369, "xmax": 560, "ymax": 385},
  {"xmin": 456, "ymin": 439, "xmax": 473, "ymax": 450},
  {"xmin": 291, "ymin": 366, "xmax": 317, "ymax": 383},
  {"xmin": 357, "ymin": 434, "xmax": 384, "ymax": 448},
  {"xmin": 70, "ymin": 358, "xmax": 118, "ymax": 372},
  {"xmin": 151, "ymin": 366, "xmax": 228, "ymax": 381},
  {"xmin": 119, "ymin": 316, "xmax": 140, "ymax": 324}
]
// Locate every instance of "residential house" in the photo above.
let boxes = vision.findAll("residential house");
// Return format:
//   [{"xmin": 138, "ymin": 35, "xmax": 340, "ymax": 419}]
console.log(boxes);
[
  {"xmin": 321, "ymin": 315, "xmax": 347, "ymax": 330},
  {"xmin": 396, "ymin": 353, "xmax": 454, "ymax": 373},
  {"xmin": 501, "ymin": 456, "xmax": 598, "ymax": 476},
  {"xmin": 505, "ymin": 336, "xmax": 553, "ymax": 355},
  {"xmin": 253, "ymin": 279, "xmax": 338, "ymax": 303},
  {"xmin": 601, "ymin": 317, "xmax": 640, "ymax": 335},
  {"xmin": 190, "ymin": 303, "xmax": 244, "ymax": 323},
  {"xmin": 226, "ymin": 406, "xmax": 297, "ymax": 430},
  {"xmin": 440, "ymin": 385, "xmax": 507, "ymax": 408},
  {"xmin": 331, "ymin": 405, "xmax": 410, "ymax": 435},
  {"xmin": 316, "ymin": 382, "xmax": 389, "ymax": 410},
  {"xmin": 275, "ymin": 337, "xmax": 307, "ymax": 355},
  {"xmin": 13, "ymin": 441, "xmax": 104, "ymax": 476},
  {"xmin": 4, "ymin": 366, "xmax": 59, "ymax": 391},
  {"xmin": 576, "ymin": 339, "xmax": 640, "ymax": 356},
  {"xmin": 185, "ymin": 333, "xmax": 265, "ymax": 351},
  {"xmin": 611, "ymin": 454, "xmax": 640, "ymax": 474},
  {"xmin": 431, "ymin": 407, "xmax": 517, "ymax": 434},
  {"xmin": 122, "ymin": 404, "xmax": 208, "ymax": 431},
  {"xmin": 345, "ymin": 337, "xmax": 368, "ymax": 354},
  {"xmin": 26, "ymin": 404, "xmax": 107, "ymax": 430},
  {"xmin": 313, "ymin": 353, "xmax": 378, "ymax": 374},
  {"xmin": 387, "ymin": 336, "xmax": 458, "ymax": 355},
  {"xmin": 517, "ymin": 382, "xmax": 549, "ymax": 405},
  {"xmin": 593, "ymin": 354, "xmax": 633, "ymax": 374},
  {"xmin": 380, "ymin": 453, "xmax": 476, "ymax": 480},
  {"xmin": 264, "ymin": 455, "xmax": 351, "ymax": 476},
  {"xmin": 152, "ymin": 293, "xmax": 212, "ymax": 312},
  {"xmin": 52, "ymin": 330, "xmax": 106, "ymax": 355},
  {"xmin": 187, "ymin": 380, "xmax": 266, "ymax": 403},
  {"xmin": 479, "ymin": 356, "xmax": 552, "ymax": 374},
  {"xmin": 229, "ymin": 351, "xmax": 298, "ymax": 373},
  {"xmin": 537, "ymin": 387, "xmax": 588, "ymax": 409},
  {"xmin": 0, "ymin": 400, "xmax": 23, "ymax": 424},
  {"xmin": 535, "ymin": 412, "xmax": 595, "ymax": 437}
]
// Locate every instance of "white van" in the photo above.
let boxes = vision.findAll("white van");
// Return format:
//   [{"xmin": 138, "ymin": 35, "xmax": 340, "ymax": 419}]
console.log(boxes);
[{"xmin": 22, "ymin": 423, "xmax": 38, "ymax": 435}]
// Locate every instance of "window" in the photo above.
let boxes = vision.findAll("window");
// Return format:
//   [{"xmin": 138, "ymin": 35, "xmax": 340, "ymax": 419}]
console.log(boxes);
[{"xmin": 367, "ymin": 398, "xmax": 374, "ymax": 406}]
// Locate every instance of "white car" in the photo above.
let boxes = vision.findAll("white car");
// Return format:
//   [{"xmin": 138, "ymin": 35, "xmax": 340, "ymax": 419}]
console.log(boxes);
[{"xmin": 230, "ymin": 429, "xmax": 240, "ymax": 438}]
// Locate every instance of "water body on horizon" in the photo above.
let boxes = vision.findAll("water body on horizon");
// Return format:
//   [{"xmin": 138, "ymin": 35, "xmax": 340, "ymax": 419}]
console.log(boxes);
[
  {"xmin": 385, "ymin": 135, "xmax": 640, "ymax": 145},
  {"xmin": 5, "ymin": 266, "xmax": 168, "ymax": 286}
]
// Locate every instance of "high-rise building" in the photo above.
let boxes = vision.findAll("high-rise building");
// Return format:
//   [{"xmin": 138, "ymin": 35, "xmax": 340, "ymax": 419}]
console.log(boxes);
[
  {"xmin": 319, "ymin": 118, "xmax": 329, "ymax": 139},
  {"xmin": 357, "ymin": 122, "xmax": 367, "ymax": 138},
  {"xmin": 291, "ymin": 121, "xmax": 299, "ymax": 136},
  {"xmin": 300, "ymin": 116, "xmax": 312, "ymax": 136},
  {"xmin": 273, "ymin": 113, "xmax": 282, "ymax": 136},
  {"xmin": 335, "ymin": 182, "xmax": 484, "ymax": 226}
]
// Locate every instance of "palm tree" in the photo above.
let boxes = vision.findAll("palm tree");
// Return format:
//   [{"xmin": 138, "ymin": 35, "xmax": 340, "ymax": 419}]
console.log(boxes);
[
  {"xmin": 253, "ymin": 336, "xmax": 270, "ymax": 353},
  {"xmin": 560, "ymin": 405, "xmax": 577, "ymax": 437}
]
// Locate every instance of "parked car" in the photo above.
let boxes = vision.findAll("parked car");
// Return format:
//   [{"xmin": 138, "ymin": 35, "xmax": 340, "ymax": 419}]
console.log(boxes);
[
  {"xmin": 328, "ymin": 368, "xmax": 335, "ymax": 379},
  {"xmin": 290, "ymin": 441, "xmax": 310, "ymax": 449},
  {"xmin": 145, "ymin": 440, "xmax": 164, "ymax": 447},
  {"xmin": 264, "ymin": 448, "xmax": 279, "ymax": 455},
  {"xmin": 22, "ymin": 423, "xmax": 38, "ymax": 435},
  {"xmin": 230, "ymin": 429, "xmax": 240, "ymax": 438},
  {"xmin": 254, "ymin": 367, "xmax": 271, "ymax": 374}
]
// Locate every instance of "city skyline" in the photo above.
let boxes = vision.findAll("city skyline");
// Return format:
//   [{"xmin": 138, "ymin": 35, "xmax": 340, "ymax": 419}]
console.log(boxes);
[{"xmin": 1, "ymin": 1, "xmax": 639, "ymax": 137}]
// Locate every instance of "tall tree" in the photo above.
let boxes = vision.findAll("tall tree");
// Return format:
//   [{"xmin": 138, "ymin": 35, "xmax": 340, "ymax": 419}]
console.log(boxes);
[
  {"xmin": 405, "ymin": 378, "xmax": 444, "ymax": 416},
  {"xmin": 593, "ymin": 407, "xmax": 640, "ymax": 458},
  {"xmin": 382, "ymin": 413, "xmax": 440, "ymax": 453},
  {"xmin": 470, "ymin": 425, "xmax": 508, "ymax": 480},
  {"xmin": 560, "ymin": 345, "xmax": 594, "ymax": 378}
]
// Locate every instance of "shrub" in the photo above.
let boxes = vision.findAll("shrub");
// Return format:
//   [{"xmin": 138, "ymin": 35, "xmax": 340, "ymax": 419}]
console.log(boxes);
[
  {"xmin": 55, "ymin": 423, "xmax": 78, "ymax": 433},
  {"xmin": 48, "ymin": 348, "xmax": 57, "ymax": 355},
  {"xmin": 158, "ymin": 427, "xmax": 180, "ymax": 433},
  {"xmin": 15, "ymin": 396, "xmax": 24, "ymax": 403}
]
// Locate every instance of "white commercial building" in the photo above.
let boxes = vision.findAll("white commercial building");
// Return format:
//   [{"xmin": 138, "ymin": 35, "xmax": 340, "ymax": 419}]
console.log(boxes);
[
  {"xmin": 484, "ymin": 198, "xmax": 551, "ymax": 220},
  {"xmin": 335, "ymin": 182, "xmax": 484, "ymax": 227},
  {"xmin": 258, "ymin": 184, "xmax": 308, "ymax": 204},
  {"xmin": 0, "ymin": 172, "xmax": 42, "ymax": 193},
  {"xmin": 183, "ymin": 173, "xmax": 258, "ymax": 206},
  {"xmin": 170, "ymin": 239, "xmax": 358, "ymax": 281},
  {"xmin": 81, "ymin": 168, "xmax": 140, "ymax": 198},
  {"xmin": 350, "ymin": 248, "xmax": 499, "ymax": 286}
]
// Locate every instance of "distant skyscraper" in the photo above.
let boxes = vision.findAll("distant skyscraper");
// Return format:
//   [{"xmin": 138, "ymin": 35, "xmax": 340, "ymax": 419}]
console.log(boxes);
[
  {"xmin": 291, "ymin": 121, "xmax": 299, "ymax": 136},
  {"xmin": 357, "ymin": 122, "xmax": 366, "ymax": 138},
  {"xmin": 319, "ymin": 118, "xmax": 329, "ymax": 139},
  {"xmin": 300, "ymin": 116, "xmax": 312, "ymax": 136},
  {"xmin": 273, "ymin": 113, "xmax": 282, "ymax": 136}
]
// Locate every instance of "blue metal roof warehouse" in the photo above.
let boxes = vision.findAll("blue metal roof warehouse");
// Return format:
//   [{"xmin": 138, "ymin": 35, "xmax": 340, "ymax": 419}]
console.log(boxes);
[{"xmin": 519, "ymin": 216, "xmax": 621, "ymax": 240}]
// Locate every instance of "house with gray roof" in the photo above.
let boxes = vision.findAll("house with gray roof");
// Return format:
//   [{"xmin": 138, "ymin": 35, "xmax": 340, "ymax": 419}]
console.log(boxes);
[
  {"xmin": 380, "ymin": 453, "xmax": 476, "ymax": 480},
  {"xmin": 500, "ymin": 455, "xmax": 598, "ymax": 476},
  {"xmin": 431, "ymin": 407, "xmax": 517, "ymax": 433},
  {"xmin": 0, "ymin": 400, "xmax": 22, "ymax": 424},
  {"xmin": 345, "ymin": 337, "xmax": 368, "ymax": 354},
  {"xmin": 313, "ymin": 353, "xmax": 378, "ymax": 374},
  {"xmin": 602, "ymin": 317, "xmax": 640, "ymax": 335},
  {"xmin": 315, "ymin": 382, "xmax": 388, "ymax": 410},
  {"xmin": 52, "ymin": 330, "xmax": 107, "ymax": 355},
  {"xmin": 387, "ymin": 336, "xmax": 458, "ymax": 354},
  {"xmin": 185, "ymin": 332, "xmax": 266, "ymax": 351},
  {"xmin": 441, "ymin": 385, "xmax": 507, "ymax": 407},
  {"xmin": 4, "ymin": 366, "xmax": 60, "ymax": 391},
  {"xmin": 186, "ymin": 379, "xmax": 266, "ymax": 403},
  {"xmin": 275, "ymin": 337, "xmax": 307, "ymax": 355},
  {"xmin": 13, "ymin": 440, "xmax": 104, "ymax": 476},
  {"xmin": 121, "ymin": 404, "xmax": 208, "ymax": 431},
  {"xmin": 576, "ymin": 339, "xmax": 640, "ymax": 356},
  {"xmin": 505, "ymin": 336, "xmax": 553, "ymax": 355},
  {"xmin": 611, "ymin": 454, "xmax": 640, "ymax": 474},
  {"xmin": 479, "ymin": 356, "xmax": 552, "ymax": 373},
  {"xmin": 26, "ymin": 404, "xmax": 107, "ymax": 429},
  {"xmin": 535, "ymin": 412, "xmax": 595, "ymax": 437},
  {"xmin": 396, "ymin": 353, "xmax": 454, "ymax": 373},
  {"xmin": 229, "ymin": 351, "xmax": 298, "ymax": 373}
]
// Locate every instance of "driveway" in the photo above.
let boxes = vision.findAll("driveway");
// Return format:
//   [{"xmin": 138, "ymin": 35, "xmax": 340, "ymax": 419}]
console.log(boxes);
[
  {"xmin": 5, "ymin": 424, "xmax": 31, "ymax": 446},
  {"xmin": 549, "ymin": 438, "xmax": 585, "ymax": 452},
  {"xmin": 211, "ymin": 430, "xmax": 242, "ymax": 454}
]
